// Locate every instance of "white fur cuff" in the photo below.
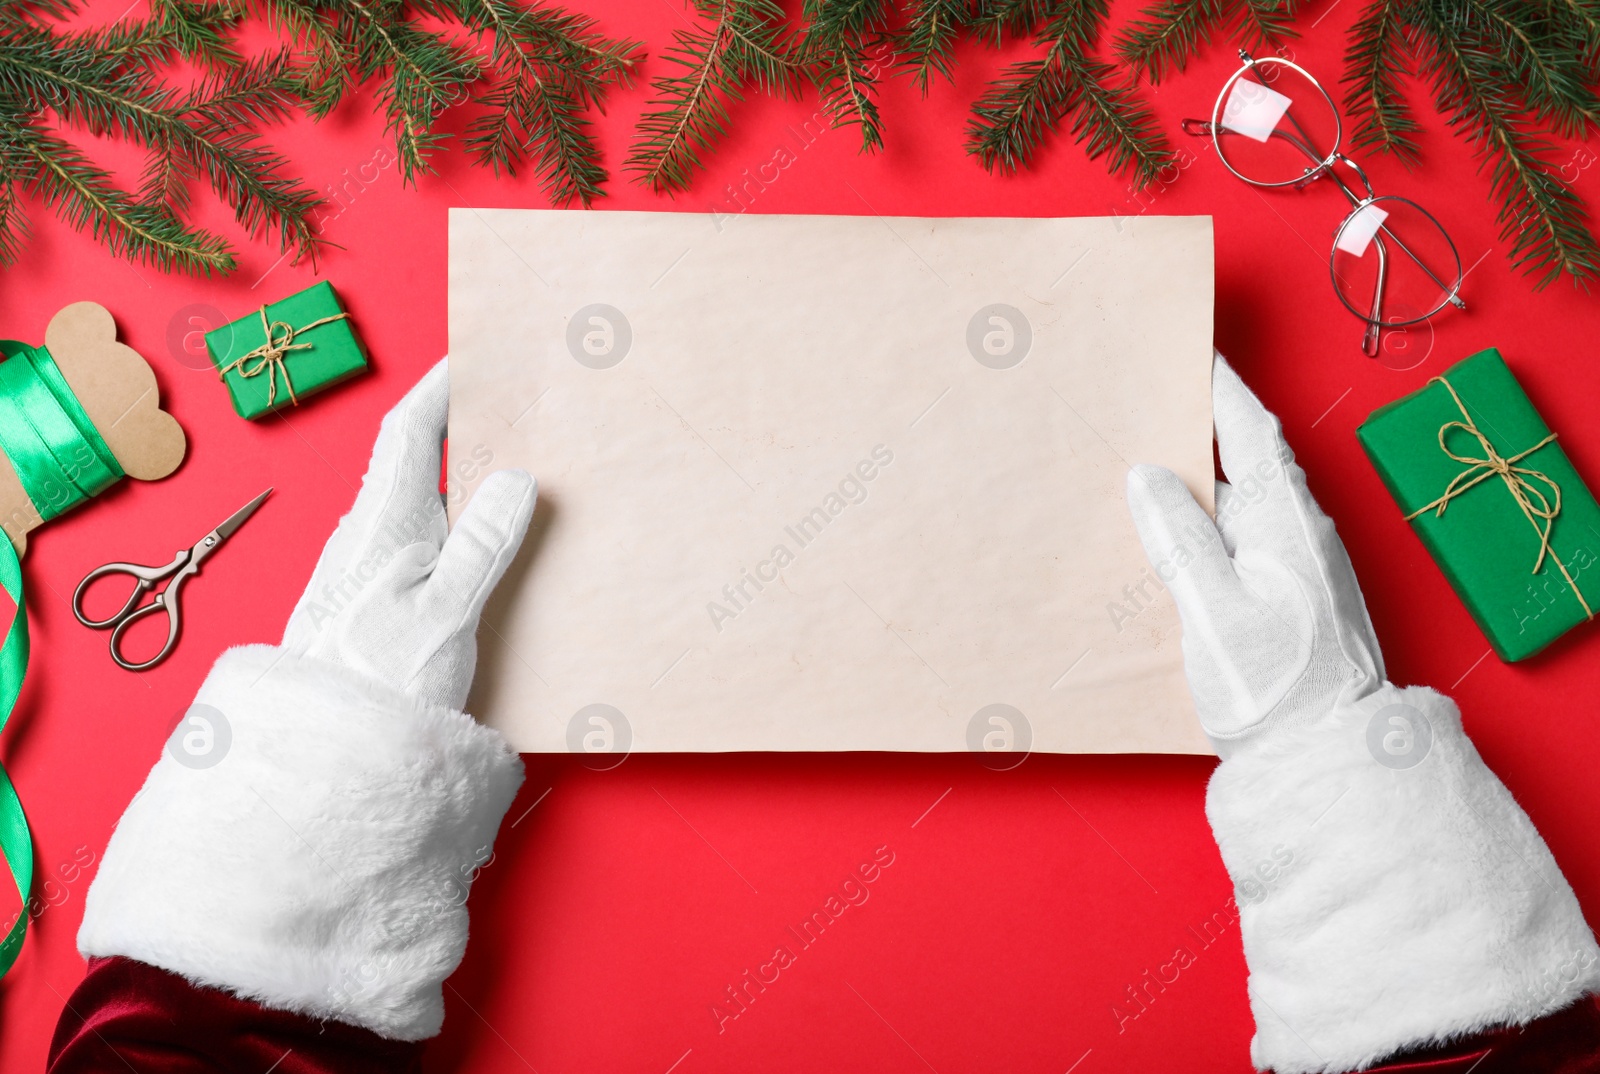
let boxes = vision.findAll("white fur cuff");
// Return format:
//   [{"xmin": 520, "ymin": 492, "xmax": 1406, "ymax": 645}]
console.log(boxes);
[
  {"xmin": 78, "ymin": 644, "xmax": 525, "ymax": 1041},
  {"xmin": 1208, "ymin": 684, "xmax": 1600, "ymax": 1073}
]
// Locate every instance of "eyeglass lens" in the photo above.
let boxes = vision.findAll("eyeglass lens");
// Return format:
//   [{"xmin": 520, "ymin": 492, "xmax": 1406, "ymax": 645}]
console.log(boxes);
[
  {"xmin": 1331, "ymin": 195, "xmax": 1462, "ymax": 327},
  {"xmin": 1215, "ymin": 62, "xmax": 1340, "ymax": 186}
]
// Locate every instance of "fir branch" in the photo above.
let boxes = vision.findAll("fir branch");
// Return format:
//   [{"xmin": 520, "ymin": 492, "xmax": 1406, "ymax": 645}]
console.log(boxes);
[
  {"xmin": 295, "ymin": 44, "xmax": 355, "ymax": 120},
  {"xmin": 897, "ymin": 0, "xmax": 974, "ymax": 91},
  {"xmin": 0, "ymin": 34, "xmax": 322, "ymax": 261},
  {"xmin": 1455, "ymin": 0, "xmax": 1600, "ymax": 138},
  {"xmin": 1343, "ymin": 0, "xmax": 1421, "ymax": 159},
  {"xmin": 147, "ymin": 0, "xmax": 244, "ymax": 68},
  {"xmin": 0, "ymin": 110, "xmax": 28, "ymax": 265},
  {"xmin": 969, "ymin": 0, "xmax": 1172, "ymax": 184},
  {"xmin": 138, "ymin": 144, "xmax": 192, "ymax": 215},
  {"xmin": 1113, "ymin": 0, "xmax": 1223, "ymax": 83},
  {"xmin": 343, "ymin": 0, "xmax": 481, "ymax": 180},
  {"xmin": 84, "ymin": 18, "xmax": 184, "ymax": 61},
  {"xmin": 1408, "ymin": 0, "xmax": 1600, "ymax": 284},
  {"xmin": 1057, "ymin": 46, "xmax": 1174, "ymax": 184},
  {"xmin": 455, "ymin": 0, "xmax": 640, "ymax": 205},
  {"xmin": 174, "ymin": 54, "xmax": 324, "ymax": 257},
  {"xmin": 1543, "ymin": 0, "xmax": 1600, "ymax": 56},
  {"xmin": 480, "ymin": 1, "xmax": 639, "ymax": 106},
  {"xmin": 260, "ymin": 0, "xmax": 352, "ymax": 117},
  {"xmin": 0, "ymin": 175, "xmax": 25, "ymax": 266},
  {"xmin": 0, "ymin": 120, "xmax": 235, "ymax": 273},
  {"xmin": 266, "ymin": 0, "xmax": 482, "ymax": 181},
  {"xmin": 626, "ymin": 0, "xmax": 800, "ymax": 194},
  {"xmin": 800, "ymin": 0, "xmax": 893, "ymax": 152},
  {"xmin": 0, "ymin": 0, "xmax": 73, "ymax": 33},
  {"xmin": 970, "ymin": 0, "xmax": 1051, "ymax": 41},
  {"xmin": 1115, "ymin": 0, "xmax": 1296, "ymax": 83},
  {"xmin": 1235, "ymin": 0, "xmax": 1298, "ymax": 50}
]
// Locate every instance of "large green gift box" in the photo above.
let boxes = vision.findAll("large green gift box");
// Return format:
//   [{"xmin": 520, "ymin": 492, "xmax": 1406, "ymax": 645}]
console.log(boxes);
[
  {"xmin": 205, "ymin": 281, "xmax": 368, "ymax": 419},
  {"xmin": 1358, "ymin": 348, "xmax": 1600, "ymax": 661}
]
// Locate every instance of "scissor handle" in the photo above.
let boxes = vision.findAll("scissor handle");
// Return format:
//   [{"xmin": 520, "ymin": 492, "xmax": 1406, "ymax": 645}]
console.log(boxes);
[
  {"xmin": 104, "ymin": 563, "xmax": 195, "ymax": 672},
  {"xmin": 72, "ymin": 552, "xmax": 189, "ymax": 630}
]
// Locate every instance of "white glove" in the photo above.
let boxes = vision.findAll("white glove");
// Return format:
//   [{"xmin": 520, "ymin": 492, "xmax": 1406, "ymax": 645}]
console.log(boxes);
[
  {"xmin": 80, "ymin": 358, "xmax": 532, "ymax": 1042},
  {"xmin": 1126, "ymin": 355, "xmax": 1385, "ymax": 757},
  {"xmin": 1126, "ymin": 355, "xmax": 1600, "ymax": 1074},
  {"xmin": 281, "ymin": 358, "xmax": 536, "ymax": 710}
]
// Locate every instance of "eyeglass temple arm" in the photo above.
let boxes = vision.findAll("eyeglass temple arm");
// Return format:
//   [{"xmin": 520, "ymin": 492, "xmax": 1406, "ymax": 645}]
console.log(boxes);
[
  {"xmin": 1181, "ymin": 118, "xmax": 1323, "ymax": 164},
  {"xmin": 1364, "ymin": 235, "xmax": 1388, "ymax": 357},
  {"xmin": 1181, "ymin": 120, "xmax": 1467, "ymax": 312}
]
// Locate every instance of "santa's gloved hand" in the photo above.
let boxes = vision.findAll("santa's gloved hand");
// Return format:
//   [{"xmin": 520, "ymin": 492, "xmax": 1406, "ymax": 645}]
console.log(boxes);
[
  {"xmin": 281, "ymin": 358, "xmax": 536, "ymax": 710},
  {"xmin": 79, "ymin": 358, "xmax": 530, "ymax": 1043},
  {"xmin": 1126, "ymin": 355, "xmax": 1600, "ymax": 1074},
  {"xmin": 1127, "ymin": 357, "xmax": 1385, "ymax": 757}
]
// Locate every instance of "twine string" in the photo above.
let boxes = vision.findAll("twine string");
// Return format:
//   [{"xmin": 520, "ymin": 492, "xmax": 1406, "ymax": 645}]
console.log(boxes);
[
  {"xmin": 1402, "ymin": 375, "xmax": 1592, "ymax": 619},
  {"xmin": 218, "ymin": 308, "xmax": 349, "ymax": 408}
]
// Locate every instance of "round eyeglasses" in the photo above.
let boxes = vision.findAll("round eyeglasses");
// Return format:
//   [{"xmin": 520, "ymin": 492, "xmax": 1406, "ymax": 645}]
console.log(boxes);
[{"xmin": 1182, "ymin": 51, "xmax": 1466, "ymax": 358}]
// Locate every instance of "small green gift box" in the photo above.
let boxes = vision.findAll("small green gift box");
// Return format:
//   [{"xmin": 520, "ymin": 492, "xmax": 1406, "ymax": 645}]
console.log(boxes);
[
  {"xmin": 205, "ymin": 281, "xmax": 368, "ymax": 419},
  {"xmin": 1358, "ymin": 348, "xmax": 1600, "ymax": 661}
]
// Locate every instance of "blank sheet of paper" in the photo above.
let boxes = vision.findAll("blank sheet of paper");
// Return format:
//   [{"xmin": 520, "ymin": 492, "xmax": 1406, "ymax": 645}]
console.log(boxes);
[{"xmin": 448, "ymin": 210, "xmax": 1214, "ymax": 755}]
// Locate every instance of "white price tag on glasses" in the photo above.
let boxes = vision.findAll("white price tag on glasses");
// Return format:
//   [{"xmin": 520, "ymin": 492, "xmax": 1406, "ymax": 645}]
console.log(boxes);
[
  {"xmin": 1336, "ymin": 202, "xmax": 1389, "ymax": 257},
  {"xmin": 1221, "ymin": 79, "xmax": 1293, "ymax": 143}
]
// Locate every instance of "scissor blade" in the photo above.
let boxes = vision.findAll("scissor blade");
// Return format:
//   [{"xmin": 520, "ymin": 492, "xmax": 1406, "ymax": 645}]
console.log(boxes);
[{"xmin": 213, "ymin": 488, "xmax": 272, "ymax": 542}]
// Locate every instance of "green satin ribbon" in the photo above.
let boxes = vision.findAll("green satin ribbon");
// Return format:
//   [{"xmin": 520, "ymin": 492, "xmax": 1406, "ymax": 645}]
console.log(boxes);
[{"xmin": 0, "ymin": 340, "xmax": 124, "ymax": 975}]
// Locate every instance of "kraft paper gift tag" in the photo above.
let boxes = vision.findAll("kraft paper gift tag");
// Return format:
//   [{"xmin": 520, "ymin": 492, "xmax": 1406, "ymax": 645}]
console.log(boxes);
[{"xmin": 449, "ymin": 210, "xmax": 1215, "ymax": 756}]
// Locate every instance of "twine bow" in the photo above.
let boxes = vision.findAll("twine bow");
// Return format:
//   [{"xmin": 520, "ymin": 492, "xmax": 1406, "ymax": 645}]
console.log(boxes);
[
  {"xmin": 1403, "ymin": 375, "xmax": 1592, "ymax": 619},
  {"xmin": 218, "ymin": 308, "xmax": 349, "ymax": 408}
]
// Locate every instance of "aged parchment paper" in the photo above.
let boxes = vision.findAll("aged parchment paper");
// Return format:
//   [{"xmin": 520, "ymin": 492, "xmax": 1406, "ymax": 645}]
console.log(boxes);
[{"xmin": 449, "ymin": 210, "xmax": 1214, "ymax": 755}]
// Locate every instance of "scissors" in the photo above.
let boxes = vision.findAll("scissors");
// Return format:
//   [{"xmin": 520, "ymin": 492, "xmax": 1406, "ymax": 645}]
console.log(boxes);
[{"xmin": 72, "ymin": 489, "xmax": 272, "ymax": 671}]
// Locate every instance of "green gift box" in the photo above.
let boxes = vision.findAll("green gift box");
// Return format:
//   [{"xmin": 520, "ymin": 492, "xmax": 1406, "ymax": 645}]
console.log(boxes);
[
  {"xmin": 1357, "ymin": 348, "xmax": 1600, "ymax": 661},
  {"xmin": 205, "ymin": 281, "xmax": 368, "ymax": 419}
]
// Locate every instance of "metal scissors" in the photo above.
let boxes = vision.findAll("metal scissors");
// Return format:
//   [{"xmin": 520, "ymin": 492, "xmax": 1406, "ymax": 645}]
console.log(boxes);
[{"xmin": 72, "ymin": 489, "xmax": 271, "ymax": 671}]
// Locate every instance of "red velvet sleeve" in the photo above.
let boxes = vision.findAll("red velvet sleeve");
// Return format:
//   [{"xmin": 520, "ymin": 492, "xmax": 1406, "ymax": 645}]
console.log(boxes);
[
  {"xmin": 48, "ymin": 957, "xmax": 423, "ymax": 1074},
  {"xmin": 47, "ymin": 955, "xmax": 1600, "ymax": 1074},
  {"xmin": 1362, "ymin": 995, "xmax": 1600, "ymax": 1074}
]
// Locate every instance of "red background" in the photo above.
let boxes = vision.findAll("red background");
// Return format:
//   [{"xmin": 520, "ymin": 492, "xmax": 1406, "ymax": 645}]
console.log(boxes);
[{"xmin": 3, "ymin": 2, "xmax": 1600, "ymax": 1071}]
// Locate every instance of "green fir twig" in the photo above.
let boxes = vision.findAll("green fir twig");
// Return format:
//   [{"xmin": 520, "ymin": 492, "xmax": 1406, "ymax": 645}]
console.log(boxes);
[
  {"xmin": 625, "ymin": 0, "xmax": 800, "ymax": 193},
  {"xmin": 799, "ymin": 0, "xmax": 892, "ymax": 152},
  {"xmin": 897, "ymin": 0, "xmax": 975, "ymax": 91},
  {"xmin": 267, "ymin": 0, "xmax": 483, "ymax": 182},
  {"xmin": 1407, "ymin": 0, "xmax": 1600, "ymax": 284},
  {"xmin": 1342, "ymin": 0, "xmax": 1421, "ymax": 159},
  {"xmin": 0, "ymin": 10, "xmax": 318, "ymax": 274},
  {"xmin": 970, "ymin": 0, "xmax": 1173, "ymax": 185},
  {"xmin": 454, "ymin": 0, "xmax": 641, "ymax": 205}
]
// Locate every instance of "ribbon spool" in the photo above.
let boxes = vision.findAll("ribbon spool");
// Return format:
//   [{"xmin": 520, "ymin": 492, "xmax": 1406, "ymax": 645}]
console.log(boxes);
[
  {"xmin": 0, "ymin": 303, "xmax": 185, "ymax": 977},
  {"xmin": 0, "ymin": 340, "xmax": 126, "ymax": 973}
]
